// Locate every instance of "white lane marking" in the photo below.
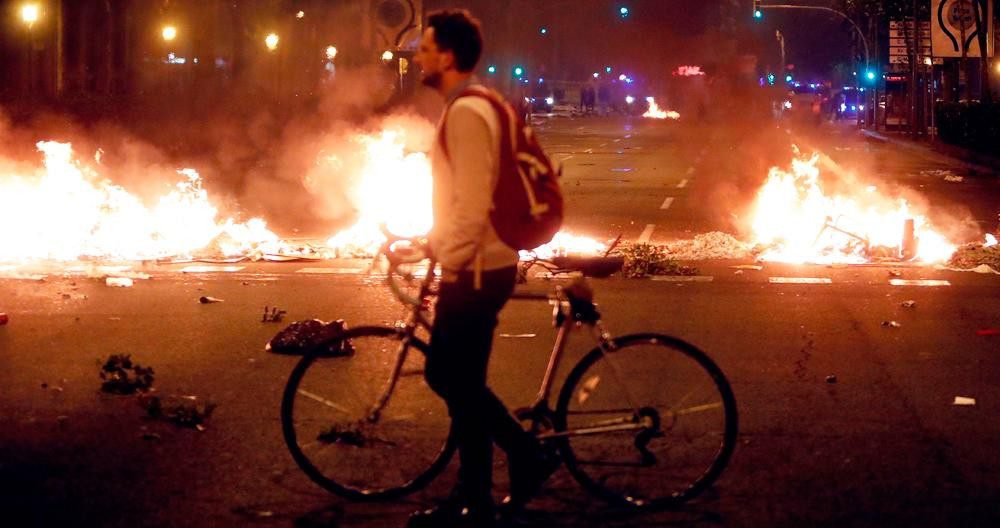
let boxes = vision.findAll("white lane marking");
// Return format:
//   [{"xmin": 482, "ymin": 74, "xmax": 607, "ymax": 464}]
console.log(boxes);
[
  {"xmin": 890, "ymin": 279, "xmax": 950, "ymax": 287},
  {"xmin": 651, "ymin": 276, "xmax": 714, "ymax": 282},
  {"xmin": 178, "ymin": 265, "xmax": 245, "ymax": 273},
  {"xmin": 660, "ymin": 197, "xmax": 675, "ymax": 210},
  {"xmin": 560, "ymin": 155, "xmax": 574, "ymax": 162},
  {"xmin": 296, "ymin": 268, "xmax": 365, "ymax": 274},
  {"xmin": 613, "ymin": 139, "xmax": 621, "ymax": 143},
  {"xmin": 685, "ymin": 167, "xmax": 695, "ymax": 176},
  {"xmin": 599, "ymin": 143, "xmax": 607, "ymax": 147},
  {"xmin": 584, "ymin": 148, "xmax": 593, "ymax": 153},
  {"xmin": 769, "ymin": 277, "xmax": 832, "ymax": 284},
  {"xmin": 677, "ymin": 179, "xmax": 688, "ymax": 188},
  {"xmin": 637, "ymin": 224, "xmax": 656, "ymax": 243},
  {"xmin": 297, "ymin": 389, "xmax": 350, "ymax": 413}
]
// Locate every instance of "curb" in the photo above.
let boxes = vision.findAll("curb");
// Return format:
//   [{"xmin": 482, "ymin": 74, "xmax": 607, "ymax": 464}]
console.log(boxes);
[{"xmin": 860, "ymin": 129, "xmax": 1000, "ymax": 174}]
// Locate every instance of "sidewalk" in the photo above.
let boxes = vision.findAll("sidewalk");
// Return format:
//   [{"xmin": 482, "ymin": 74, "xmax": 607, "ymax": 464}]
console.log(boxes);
[{"xmin": 860, "ymin": 128, "xmax": 1000, "ymax": 175}]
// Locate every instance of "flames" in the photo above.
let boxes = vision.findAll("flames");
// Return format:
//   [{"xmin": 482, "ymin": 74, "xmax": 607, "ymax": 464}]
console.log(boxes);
[
  {"xmin": 749, "ymin": 154, "xmax": 957, "ymax": 264},
  {"xmin": 642, "ymin": 98, "xmax": 680, "ymax": 120},
  {"xmin": 0, "ymin": 141, "xmax": 284, "ymax": 261}
]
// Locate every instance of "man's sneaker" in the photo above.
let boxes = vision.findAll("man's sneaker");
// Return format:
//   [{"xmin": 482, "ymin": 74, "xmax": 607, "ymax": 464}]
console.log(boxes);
[
  {"xmin": 500, "ymin": 443, "xmax": 561, "ymax": 511},
  {"xmin": 407, "ymin": 500, "xmax": 496, "ymax": 528}
]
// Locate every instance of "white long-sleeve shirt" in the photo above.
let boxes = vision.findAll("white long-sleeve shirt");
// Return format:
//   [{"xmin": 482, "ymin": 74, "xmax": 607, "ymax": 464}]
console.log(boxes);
[{"xmin": 429, "ymin": 83, "xmax": 519, "ymax": 274}]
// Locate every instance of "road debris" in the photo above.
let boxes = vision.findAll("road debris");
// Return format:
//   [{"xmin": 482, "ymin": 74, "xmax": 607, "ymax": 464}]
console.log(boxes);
[
  {"xmin": 140, "ymin": 432, "xmax": 162, "ymax": 441},
  {"xmin": 262, "ymin": 306, "xmax": 287, "ymax": 323},
  {"xmin": 0, "ymin": 312, "xmax": 8, "ymax": 325},
  {"xmin": 947, "ymin": 241, "xmax": 1000, "ymax": 271},
  {"xmin": 826, "ymin": 375, "xmax": 838, "ymax": 383},
  {"xmin": 881, "ymin": 321, "xmax": 901, "ymax": 328},
  {"xmin": 731, "ymin": 265, "xmax": 764, "ymax": 271},
  {"xmin": 499, "ymin": 333, "xmax": 537, "ymax": 338},
  {"xmin": 199, "ymin": 296, "xmax": 224, "ymax": 304},
  {"xmin": 266, "ymin": 319, "xmax": 353, "ymax": 356},
  {"xmin": 976, "ymin": 328, "xmax": 999, "ymax": 336},
  {"xmin": 943, "ymin": 174, "xmax": 964, "ymax": 182},
  {"xmin": 888, "ymin": 269, "xmax": 902, "ymax": 277},
  {"xmin": 953, "ymin": 396, "xmax": 976, "ymax": 406},
  {"xmin": 105, "ymin": 277, "xmax": 134, "ymax": 287},
  {"xmin": 616, "ymin": 243, "xmax": 698, "ymax": 278},
  {"xmin": 318, "ymin": 423, "xmax": 366, "ymax": 446},
  {"xmin": 900, "ymin": 300, "xmax": 916, "ymax": 308},
  {"xmin": 139, "ymin": 393, "xmax": 216, "ymax": 430},
  {"xmin": 99, "ymin": 354, "xmax": 154, "ymax": 394}
]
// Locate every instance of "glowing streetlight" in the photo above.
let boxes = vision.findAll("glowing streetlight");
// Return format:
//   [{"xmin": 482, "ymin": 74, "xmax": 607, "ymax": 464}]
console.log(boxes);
[
  {"xmin": 265, "ymin": 33, "xmax": 279, "ymax": 51},
  {"xmin": 21, "ymin": 3, "xmax": 39, "ymax": 26},
  {"xmin": 296, "ymin": 10, "xmax": 305, "ymax": 19},
  {"xmin": 618, "ymin": 74, "xmax": 626, "ymax": 81},
  {"xmin": 381, "ymin": 50, "xmax": 394, "ymax": 62},
  {"xmin": 325, "ymin": 45, "xmax": 338, "ymax": 60},
  {"xmin": 162, "ymin": 25, "xmax": 177, "ymax": 42}
]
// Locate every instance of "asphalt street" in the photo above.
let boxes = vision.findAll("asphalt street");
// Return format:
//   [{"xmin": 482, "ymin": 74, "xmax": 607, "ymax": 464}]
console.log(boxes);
[{"xmin": 2, "ymin": 115, "xmax": 999, "ymax": 527}]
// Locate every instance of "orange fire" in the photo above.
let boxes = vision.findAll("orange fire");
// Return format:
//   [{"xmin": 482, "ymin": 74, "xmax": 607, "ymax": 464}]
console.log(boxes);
[
  {"xmin": 0, "ymin": 123, "xmax": 605, "ymax": 263},
  {"xmin": 0, "ymin": 141, "xmax": 287, "ymax": 261},
  {"xmin": 749, "ymin": 154, "xmax": 956, "ymax": 263},
  {"xmin": 642, "ymin": 98, "xmax": 680, "ymax": 120}
]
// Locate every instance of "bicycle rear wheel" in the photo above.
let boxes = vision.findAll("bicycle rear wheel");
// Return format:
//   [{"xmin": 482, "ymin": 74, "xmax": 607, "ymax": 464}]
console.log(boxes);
[
  {"xmin": 281, "ymin": 326, "xmax": 455, "ymax": 501},
  {"xmin": 554, "ymin": 333, "xmax": 737, "ymax": 510}
]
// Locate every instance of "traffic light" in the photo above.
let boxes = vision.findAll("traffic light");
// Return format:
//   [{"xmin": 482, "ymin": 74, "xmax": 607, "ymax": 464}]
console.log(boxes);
[
  {"xmin": 785, "ymin": 74, "xmax": 793, "ymax": 83},
  {"xmin": 487, "ymin": 65, "xmax": 496, "ymax": 74},
  {"xmin": 539, "ymin": 27, "xmax": 548, "ymax": 35},
  {"xmin": 866, "ymin": 70, "xmax": 876, "ymax": 81},
  {"xmin": 767, "ymin": 73, "xmax": 776, "ymax": 85},
  {"xmin": 513, "ymin": 65, "xmax": 524, "ymax": 78},
  {"xmin": 619, "ymin": 6, "xmax": 630, "ymax": 18},
  {"xmin": 605, "ymin": 66, "xmax": 613, "ymax": 74},
  {"xmin": 753, "ymin": 0, "xmax": 762, "ymax": 19}
]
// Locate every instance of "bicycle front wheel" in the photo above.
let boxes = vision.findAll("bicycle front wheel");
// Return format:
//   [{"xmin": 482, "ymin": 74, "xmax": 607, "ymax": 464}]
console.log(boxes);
[
  {"xmin": 554, "ymin": 333, "xmax": 737, "ymax": 510},
  {"xmin": 281, "ymin": 326, "xmax": 455, "ymax": 501}
]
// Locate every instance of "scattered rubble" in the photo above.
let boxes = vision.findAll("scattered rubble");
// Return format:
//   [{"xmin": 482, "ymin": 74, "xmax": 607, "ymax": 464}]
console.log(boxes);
[
  {"xmin": 318, "ymin": 423, "xmax": 366, "ymax": 446},
  {"xmin": 947, "ymin": 242, "xmax": 1000, "ymax": 272},
  {"xmin": 98, "ymin": 354, "xmax": 154, "ymax": 394},
  {"xmin": 262, "ymin": 306, "xmax": 287, "ymax": 323},
  {"xmin": 881, "ymin": 321, "xmax": 901, "ymax": 328},
  {"xmin": 825, "ymin": 375, "xmax": 838, "ymax": 384},
  {"xmin": 138, "ymin": 393, "xmax": 216, "ymax": 430},
  {"xmin": 266, "ymin": 319, "xmax": 353, "ymax": 356},
  {"xmin": 660, "ymin": 232, "xmax": 755, "ymax": 260},
  {"xmin": 199, "ymin": 296, "xmax": 224, "ymax": 304},
  {"xmin": 615, "ymin": 243, "xmax": 699, "ymax": 278},
  {"xmin": 901, "ymin": 300, "xmax": 916, "ymax": 308},
  {"xmin": 953, "ymin": 396, "xmax": 976, "ymax": 406},
  {"xmin": 0, "ymin": 312, "xmax": 8, "ymax": 325},
  {"xmin": 105, "ymin": 277, "xmax": 134, "ymax": 287}
]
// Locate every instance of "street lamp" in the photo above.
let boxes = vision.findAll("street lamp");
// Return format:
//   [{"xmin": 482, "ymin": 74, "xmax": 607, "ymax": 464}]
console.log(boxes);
[
  {"xmin": 162, "ymin": 25, "xmax": 177, "ymax": 42},
  {"xmin": 21, "ymin": 3, "xmax": 39, "ymax": 27},
  {"xmin": 325, "ymin": 46, "xmax": 338, "ymax": 60},
  {"xmin": 265, "ymin": 33, "xmax": 279, "ymax": 51},
  {"xmin": 381, "ymin": 50, "xmax": 394, "ymax": 62}
]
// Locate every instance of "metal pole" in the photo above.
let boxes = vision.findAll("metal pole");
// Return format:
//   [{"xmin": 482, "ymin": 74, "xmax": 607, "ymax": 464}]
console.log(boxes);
[{"xmin": 760, "ymin": 4, "xmax": 870, "ymax": 129}]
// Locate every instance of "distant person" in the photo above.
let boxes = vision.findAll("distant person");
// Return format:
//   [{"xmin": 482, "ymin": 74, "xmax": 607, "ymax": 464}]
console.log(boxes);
[
  {"xmin": 597, "ymin": 82, "xmax": 611, "ymax": 115},
  {"xmin": 409, "ymin": 9, "xmax": 560, "ymax": 528}
]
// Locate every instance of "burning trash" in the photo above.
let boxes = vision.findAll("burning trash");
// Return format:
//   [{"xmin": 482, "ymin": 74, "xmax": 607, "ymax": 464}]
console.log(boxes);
[
  {"xmin": 749, "ymin": 154, "xmax": 958, "ymax": 264},
  {"xmin": 642, "ymin": 97, "xmax": 681, "ymax": 120}
]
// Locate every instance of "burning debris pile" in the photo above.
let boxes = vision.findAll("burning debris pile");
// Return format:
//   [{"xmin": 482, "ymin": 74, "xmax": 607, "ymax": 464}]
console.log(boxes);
[
  {"xmin": 642, "ymin": 98, "xmax": 681, "ymax": 120},
  {"xmin": 947, "ymin": 235, "xmax": 1000, "ymax": 272},
  {"xmin": 0, "ymin": 141, "xmax": 301, "ymax": 262},
  {"xmin": 659, "ymin": 232, "xmax": 755, "ymax": 260},
  {"xmin": 748, "ymin": 154, "xmax": 960, "ymax": 265}
]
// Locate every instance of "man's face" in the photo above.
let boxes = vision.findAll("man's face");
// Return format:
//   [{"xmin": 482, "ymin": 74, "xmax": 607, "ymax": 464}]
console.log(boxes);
[{"xmin": 413, "ymin": 27, "xmax": 451, "ymax": 89}]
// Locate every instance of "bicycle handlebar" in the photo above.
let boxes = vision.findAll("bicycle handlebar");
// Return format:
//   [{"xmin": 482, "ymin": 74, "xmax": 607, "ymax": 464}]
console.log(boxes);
[{"xmin": 378, "ymin": 224, "xmax": 434, "ymax": 309}]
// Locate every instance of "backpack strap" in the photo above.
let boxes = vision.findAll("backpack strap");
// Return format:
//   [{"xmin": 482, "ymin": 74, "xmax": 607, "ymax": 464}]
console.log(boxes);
[{"xmin": 438, "ymin": 86, "xmax": 516, "ymax": 164}]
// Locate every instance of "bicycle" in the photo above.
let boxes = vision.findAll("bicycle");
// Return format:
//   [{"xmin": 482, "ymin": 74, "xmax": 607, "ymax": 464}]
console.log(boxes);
[{"xmin": 281, "ymin": 231, "xmax": 738, "ymax": 510}]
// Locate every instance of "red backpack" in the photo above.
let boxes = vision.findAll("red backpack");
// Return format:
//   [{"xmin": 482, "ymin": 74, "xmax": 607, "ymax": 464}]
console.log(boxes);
[{"xmin": 440, "ymin": 86, "xmax": 563, "ymax": 251}]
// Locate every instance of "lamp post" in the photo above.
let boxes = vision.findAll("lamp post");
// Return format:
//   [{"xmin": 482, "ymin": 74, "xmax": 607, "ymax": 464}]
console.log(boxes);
[{"xmin": 22, "ymin": 3, "xmax": 40, "ymax": 97}]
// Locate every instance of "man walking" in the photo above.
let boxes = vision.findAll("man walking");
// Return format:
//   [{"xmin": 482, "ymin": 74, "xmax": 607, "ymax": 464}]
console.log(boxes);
[{"xmin": 409, "ymin": 9, "xmax": 559, "ymax": 528}]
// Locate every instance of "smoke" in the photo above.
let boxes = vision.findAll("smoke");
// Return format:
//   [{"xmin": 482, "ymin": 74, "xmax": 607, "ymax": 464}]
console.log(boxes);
[{"xmin": 0, "ymin": 65, "xmax": 441, "ymax": 242}]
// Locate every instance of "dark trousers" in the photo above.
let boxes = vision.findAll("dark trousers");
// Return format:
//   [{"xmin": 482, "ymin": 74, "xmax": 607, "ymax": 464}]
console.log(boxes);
[{"xmin": 425, "ymin": 266, "xmax": 535, "ymax": 505}]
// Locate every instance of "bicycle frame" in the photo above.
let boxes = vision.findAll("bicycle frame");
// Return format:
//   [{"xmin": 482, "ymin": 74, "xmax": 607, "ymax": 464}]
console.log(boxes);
[{"xmin": 373, "ymin": 233, "xmax": 649, "ymax": 440}]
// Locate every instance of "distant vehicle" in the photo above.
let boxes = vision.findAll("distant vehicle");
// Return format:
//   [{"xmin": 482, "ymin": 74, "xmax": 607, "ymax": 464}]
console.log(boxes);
[
  {"xmin": 783, "ymin": 83, "xmax": 830, "ymax": 123},
  {"xmin": 837, "ymin": 89, "xmax": 865, "ymax": 120}
]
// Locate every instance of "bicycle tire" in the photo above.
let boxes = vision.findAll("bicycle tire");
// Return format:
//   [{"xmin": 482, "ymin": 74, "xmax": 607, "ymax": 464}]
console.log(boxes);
[
  {"xmin": 554, "ymin": 333, "xmax": 738, "ymax": 510},
  {"xmin": 281, "ymin": 326, "xmax": 456, "ymax": 501}
]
